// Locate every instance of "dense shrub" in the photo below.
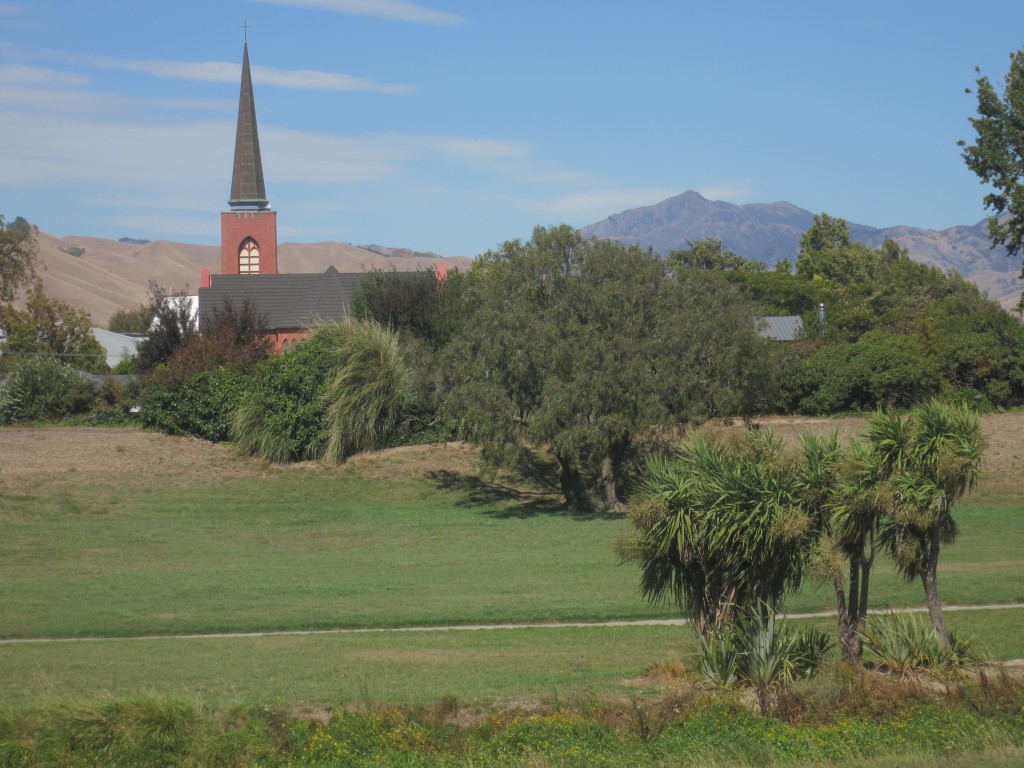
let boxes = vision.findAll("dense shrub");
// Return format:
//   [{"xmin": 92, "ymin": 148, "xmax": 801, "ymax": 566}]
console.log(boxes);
[
  {"xmin": 791, "ymin": 331, "xmax": 942, "ymax": 414},
  {"xmin": 231, "ymin": 329, "xmax": 339, "ymax": 462},
  {"xmin": 140, "ymin": 367, "xmax": 249, "ymax": 442},
  {"xmin": 108, "ymin": 303, "xmax": 155, "ymax": 334},
  {"xmin": 352, "ymin": 267, "xmax": 467, "ymax": 349},
  {"xmin": 0, "ymin": 356, "xmax": 95, "ymax": 423}
]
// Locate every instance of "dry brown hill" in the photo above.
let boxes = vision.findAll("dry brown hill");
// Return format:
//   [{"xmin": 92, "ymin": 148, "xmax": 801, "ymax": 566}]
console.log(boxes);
[{"xmin": 29, "ymin": 231, "xmax": 472, "ymax": 327}]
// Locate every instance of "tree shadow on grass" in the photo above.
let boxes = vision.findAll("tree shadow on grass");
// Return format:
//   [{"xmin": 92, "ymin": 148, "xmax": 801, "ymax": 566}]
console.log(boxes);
[{"xmin": 426, "ymin": 452, "xmax": 618, "ymax": 521}]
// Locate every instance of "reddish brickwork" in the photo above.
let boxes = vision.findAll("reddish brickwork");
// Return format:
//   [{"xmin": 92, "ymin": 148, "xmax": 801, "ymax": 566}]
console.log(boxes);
[
  {"xmin": 270, "ymin": 331, "xmax": 310, "ymax": 353},
  {"xmin": 220, "ymin": 210, "xmax": 278, "ymax": 274}
]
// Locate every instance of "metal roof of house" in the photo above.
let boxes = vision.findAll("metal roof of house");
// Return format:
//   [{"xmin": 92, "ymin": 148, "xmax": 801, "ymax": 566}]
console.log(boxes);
[
  {"xmin": 197, "ymin": 267, "xmax": 366, "ymax": 331},
  {"xmin": 757, "ymin": 315, "xmax": 804, "ymax": 341},
  {"xmin": 89, "ymin": 328, "xmax": 145, "ymax": 368}
]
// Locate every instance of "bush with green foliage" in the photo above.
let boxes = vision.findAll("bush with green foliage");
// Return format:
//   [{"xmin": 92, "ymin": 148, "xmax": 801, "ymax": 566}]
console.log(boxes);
[
  {"xmin": 135, "ymin": 283, "xmax": 197, "ymax": 374},
  {"xmin": 791, "ymin": 330, "xmax": 942, "ymax": 414},
  {"xmin": 232, "ymin": 320, "xmax": 420, "ymax": 464},
  {"xmin": 140, "ymin": 367, "xmax": 249, "ymax": 442},
  {"xmin": 0, "ymin": 356, "xmax": 95, "ymax": 423},
  {"xmin": 137, "ymin": 296, "xmax": 273, "ymax": 441},
  {"xmin": 352, "ymin": 267, "xmax": 467, "ymax": 349},
  {"xmin": 694, "ymin": 607, "xmax": 833, "ymax": 715},
  {"xmin": 231, "ymin": 327, "xmax": 340, "ymax": 462},
  {"xmin": 722, "ymin": 214, "xmax": 1024, "ymax": 412},
  {"xmin": 108, "ymin": 303, "xmax": 156, "ymax": 334}
]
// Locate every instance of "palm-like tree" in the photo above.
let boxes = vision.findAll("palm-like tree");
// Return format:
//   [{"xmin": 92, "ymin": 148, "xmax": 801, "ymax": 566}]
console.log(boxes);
[
  {"xmin": 621, "ymin": 429, "xmax": 813, "ymax": 637},
  {"xmin": 874, "ymin": 400, "xmax": 982, "ymax": 648},
  {"xmin": 799, "ymin": 431, "xmax": 893, "ymax": 663}
]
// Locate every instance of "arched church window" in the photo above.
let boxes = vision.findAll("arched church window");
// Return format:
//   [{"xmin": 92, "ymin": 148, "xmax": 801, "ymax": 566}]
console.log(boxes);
[{"xmin": 239, "ymin": 238, "xmax": 260, "ymax": 274}]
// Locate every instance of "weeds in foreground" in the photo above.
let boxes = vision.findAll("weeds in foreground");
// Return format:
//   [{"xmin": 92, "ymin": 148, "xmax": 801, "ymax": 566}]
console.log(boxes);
[{"xmin": 1, "ymin": 676, "xmax": 1021, "ymax": 768}]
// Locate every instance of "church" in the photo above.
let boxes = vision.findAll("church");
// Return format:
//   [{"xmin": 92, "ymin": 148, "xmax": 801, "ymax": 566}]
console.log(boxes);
[{"xmin": 196, "ymin": 42, "xmax": 367, "ymax": 351}]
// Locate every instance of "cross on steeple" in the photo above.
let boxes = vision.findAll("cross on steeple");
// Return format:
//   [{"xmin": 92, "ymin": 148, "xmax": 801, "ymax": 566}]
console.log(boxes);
[{"xmin": 240, "ymin": 19, "xmax": 252, "ymax": 43}]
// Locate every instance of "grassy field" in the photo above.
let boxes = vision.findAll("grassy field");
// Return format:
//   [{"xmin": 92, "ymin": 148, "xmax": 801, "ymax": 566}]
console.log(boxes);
[
  {"xmin": 2, "ymin": 610, "xmax": 1022, "ymax": 711},
  {"xmin": 2, "ymin": 432, "xmax": 1022, "ymax": 643},
  {"xmin": 1, "ymin": 423, "xmax": 1023, "ymax": 765}
]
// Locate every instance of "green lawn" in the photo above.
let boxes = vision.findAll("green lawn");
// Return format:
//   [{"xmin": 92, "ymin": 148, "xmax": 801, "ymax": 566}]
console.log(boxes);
[
  {"xmin": 2, "ymin": 610, "xmax": 1020, "ymax": 711},
  {"xmin": 1, "ymin": 428, "xmax": 1022, "ymax": 711}
]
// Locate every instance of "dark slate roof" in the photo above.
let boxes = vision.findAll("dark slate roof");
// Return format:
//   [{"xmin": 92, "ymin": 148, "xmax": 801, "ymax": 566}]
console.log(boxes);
[
  {"xmin": 198, "ymin": 267, "xmax": 366, "ymax": 331},
  {"xmin": 228, "ymin": 43, "xmax": 269, "ymax": 209},
  {"xmin": 757, "ymin": 315, "xmax": 804, "ymax": 341}
]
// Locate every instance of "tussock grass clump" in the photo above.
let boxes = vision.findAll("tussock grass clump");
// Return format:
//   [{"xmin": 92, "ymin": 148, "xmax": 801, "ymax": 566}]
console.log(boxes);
[{"xmin": 860, "ymin": 611, "xmax": 977, "ymax": 676}]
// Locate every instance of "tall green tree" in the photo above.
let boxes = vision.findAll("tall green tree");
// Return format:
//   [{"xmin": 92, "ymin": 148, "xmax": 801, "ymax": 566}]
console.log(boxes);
[
  {"xmin": 135, "ymin": 283, "xmax": 197, "ymax": 374},
  {"xmin": 0, "ymin": 279, "xmax": 107, "ymax": 374},
  {"xmin": 443, "ymin": 225, "xmax": 775, "ymax": 511},
  {"xmin": 873, "ymin": 400, "xmax": 982, "ymax": 648},
  {"xmin": 959, "ymin": 49, "xmax": 1024, "ymax": 272},
  {"xmin": 796, "ymin": 214, "xmax": 880, "ymax": 286},
  {"xmin": 800, "ymin": 431, "xmax": 893, "ymax": 663},
  {"xmin": 0, "ymin": 215, "xmax": 38, "ymax": 304},
  {"xmin": 668, "ymin": 238, "xmax": 765, "ymax": 272}
]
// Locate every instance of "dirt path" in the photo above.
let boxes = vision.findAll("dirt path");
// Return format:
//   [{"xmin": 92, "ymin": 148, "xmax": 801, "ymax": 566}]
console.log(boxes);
[{"xmin": 1, "ymin": 603, "xmax": 1021, "ymax": 646}]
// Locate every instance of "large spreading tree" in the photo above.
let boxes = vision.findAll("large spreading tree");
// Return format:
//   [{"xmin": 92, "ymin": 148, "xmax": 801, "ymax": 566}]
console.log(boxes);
[
  {"xmin": 442, "ymin": 225, "xmax": 777, "ymax": 512},
  {"xmin": 960, "ymin": 49, "xmax": 1024, "ymax": 272}
]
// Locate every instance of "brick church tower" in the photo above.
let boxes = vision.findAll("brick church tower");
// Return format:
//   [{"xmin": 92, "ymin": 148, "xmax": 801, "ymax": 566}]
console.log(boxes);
[{"xmin": 220, "ymin": 42, "xmax": 278, "ymax": 275}]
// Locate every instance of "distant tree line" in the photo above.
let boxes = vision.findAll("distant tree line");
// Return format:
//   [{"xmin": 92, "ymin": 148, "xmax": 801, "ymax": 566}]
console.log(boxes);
[{"xmin": 3, "ymin": 212, "xmax": 1023, "ymax": 515}]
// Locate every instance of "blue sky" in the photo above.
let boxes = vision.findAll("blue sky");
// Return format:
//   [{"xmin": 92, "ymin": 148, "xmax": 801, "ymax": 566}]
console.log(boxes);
[{"xmin": 1, "ymin": 1, "xmax": 1022, "ymax": 257}]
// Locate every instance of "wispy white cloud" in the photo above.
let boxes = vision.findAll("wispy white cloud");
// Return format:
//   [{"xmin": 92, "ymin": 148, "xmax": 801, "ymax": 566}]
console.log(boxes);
[
  {"xmin": 0, "ymin": 64, "xmax": 86, "ymax": 86},
  {"xmin": 0, "ymin": 111, "xmax": 228, "ymax": 189},
  {"xmin": 252, "ymin": 0, "xmax": 465, "ymax": 26},
  {"xmin": 252, "ymin": 65, "xmax": 413, "ymax": 94},
  {"xmin": 0, "ymin": 81, "xmax": 229, "ymax": 115},
  {"xmin": 0, "ymin": 2, "xmax": 39, "ymax": 29},
  {"xmin": 262, "ymin": 128, "xmax": 529, "ymax": 184},
  {"xmin": 0, "ymin": 45, "xmax": 414, "ymax": 94},
  {"xmin": 84, "ymin": 54, "xmax": 414, "ymax": 94}
]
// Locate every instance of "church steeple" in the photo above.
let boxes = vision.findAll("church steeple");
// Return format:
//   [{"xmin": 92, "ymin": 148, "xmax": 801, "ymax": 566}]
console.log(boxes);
[
  {"xmin": 228, "ymin": 42, "xmax": 269, "ymax": 209},
  {"xmin": 220, "ymin": 37, "xmax": 278, "ymax": 276}
]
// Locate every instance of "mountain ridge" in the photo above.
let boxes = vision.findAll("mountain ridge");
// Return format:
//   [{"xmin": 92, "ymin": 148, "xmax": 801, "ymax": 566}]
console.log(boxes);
[
  {"xmin": 582, "ymin": 191, "xmax": 1022, "ymax": 310},
  {"xmin": 16, "ymin": 190, "xmax": 1024, "ymax": 326}
]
